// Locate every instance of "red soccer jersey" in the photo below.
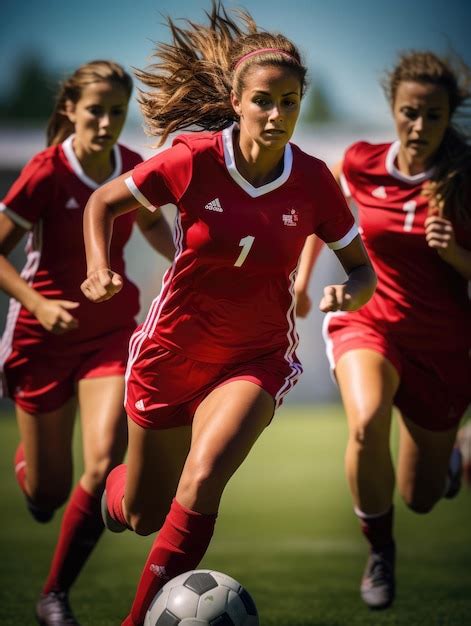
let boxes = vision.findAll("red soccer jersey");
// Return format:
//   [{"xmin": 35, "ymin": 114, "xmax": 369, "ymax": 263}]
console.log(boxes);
[
  {"xmin": 125, "ymin": 125, "xmax": 357, "ymax": 363},
  {"xmin": 0, "ymin": 136, "xmax": 142, "ymax": 354},
  {"xmin": 340, "ymin": 140, "xmax": 471, "ymax": 350}
]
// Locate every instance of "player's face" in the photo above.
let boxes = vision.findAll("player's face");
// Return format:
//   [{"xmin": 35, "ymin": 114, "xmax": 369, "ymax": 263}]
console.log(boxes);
[
  {"xmin": 65, "ymin": 80, "xmax": 129, "ymax": 154},
  {"xmin": 231, "ymin": 65, "xmax": 301, "ymax": 153},
  {"xmin": 393, "ymin": 81, "xmax": 450, "ymax": 173}
]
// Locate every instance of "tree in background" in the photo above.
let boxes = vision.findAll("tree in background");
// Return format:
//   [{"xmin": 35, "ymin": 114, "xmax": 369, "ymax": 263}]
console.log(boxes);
[
  {"xmin": 0, "ymin": 54, "xmax": 60, "ymax": 123},
  {"xmin": 302, "ymin": 75, "xmax": 336, "ymax": 125}
]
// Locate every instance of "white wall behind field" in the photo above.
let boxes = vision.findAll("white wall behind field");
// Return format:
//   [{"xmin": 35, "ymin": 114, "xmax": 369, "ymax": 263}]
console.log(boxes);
[{"xmin": 0, "ymin": 123, "xmax": 393, "ymax": 404}]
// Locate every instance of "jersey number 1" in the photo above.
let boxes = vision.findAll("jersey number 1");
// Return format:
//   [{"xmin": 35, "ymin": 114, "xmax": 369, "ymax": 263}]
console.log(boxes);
[
  {"xmin": 234, "ymin": 235, "xmax": 255, "ymax": 267},
  {"xmin": 402, "ymin": 200, "xmax": 417, "ymax": 232}
]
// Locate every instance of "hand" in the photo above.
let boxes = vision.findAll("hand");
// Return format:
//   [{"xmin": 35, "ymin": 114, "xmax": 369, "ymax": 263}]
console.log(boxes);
[
  {"xmin": 81, "ymin": 268, "xmax": 123, "ymax": 303},
  {"xmin": 295, "ymin": 288, "xmax": 312, "ymax": 318},
  {"xmin": 424, "ymin": 215, "xmax": 457, "ymax": 262},
  {"xmin": 34, "ymin": 299, "xmax": 79, "ymax": 334},
  {"xmin": 319, "ymin": 285, "xmax": 353, "ymax": 312}
]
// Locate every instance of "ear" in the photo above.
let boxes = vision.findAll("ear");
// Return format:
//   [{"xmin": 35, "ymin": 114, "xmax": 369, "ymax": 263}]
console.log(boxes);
[
  {"xmin": 63, "ymin": 99, "xmax": 77, "ymax": 123},
  {"xmin": 230, "ymin": 90, "xmax": 242, "ymax": 117}
]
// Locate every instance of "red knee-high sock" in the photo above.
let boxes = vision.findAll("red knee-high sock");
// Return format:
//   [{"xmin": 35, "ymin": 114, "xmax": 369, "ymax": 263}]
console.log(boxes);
[
  {"xmin": 123, "ymin": 498, "xmax": 217, "ymax": 626},
  {"xmin": 355, "ymin": 505, "xmax": 394, "ymax": 551},
  {"xmin": 106, "ymin": 464, "xmax": 129, "ymax": 527},
  {"xmin": 14, "ymin": 442, "xmax": 28, "ymax": 495},
  {"xmin": 42, "ymin": 483, "xmax": 104, "ymax": 594}
]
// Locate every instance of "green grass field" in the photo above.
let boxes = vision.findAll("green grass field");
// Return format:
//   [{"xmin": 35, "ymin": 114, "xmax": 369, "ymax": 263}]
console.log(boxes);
[{"xmin": 1, "ymin": 405, "xmax": 470, "ymax": 626}]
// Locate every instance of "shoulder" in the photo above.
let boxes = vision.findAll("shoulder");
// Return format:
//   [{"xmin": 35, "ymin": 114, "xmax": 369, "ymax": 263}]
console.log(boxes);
[
  {"xmin": 118, "ymin": 143, "xmax": 143, "ymax": 168},
  {"xmin": 344, "ymin": 141, "xmax": 391, "ymax": 170},
  {"xmin": 290, "ymin": 143, "xmax": 331, "ymax": 176},
  {"xmin": 13, "ymin": 144, "xmax": 61, "ymax": 191},
  {"xmin": 172, "ymin": 130, "xmax": 221, "ymax": 156}
]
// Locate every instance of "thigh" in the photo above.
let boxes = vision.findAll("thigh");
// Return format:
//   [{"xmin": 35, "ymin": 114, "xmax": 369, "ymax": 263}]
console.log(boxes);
[
  {"xmin": 336, "ymin": 349, "xmax": 399, "ymax": 437},
  {"xmin": 124, "ymin": 417, "xmax": 192, "ymax": 531},
  {"xmin": 397, "ymin": 413, "xmax": 458, "ymax": 511},
  {"xmin": 78, "ymin": 376, "xmax": 128, "ymax": 488},
  {"xmin": 16, "ymin": 397, "xmax": 77, "ymax": 500},
  {"xmin": 176, "ymin": 380, "xmax": 275, "ymax": 513}
]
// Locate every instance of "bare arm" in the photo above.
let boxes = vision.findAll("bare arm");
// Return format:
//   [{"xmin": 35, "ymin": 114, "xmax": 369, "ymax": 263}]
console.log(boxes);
[
  {"xmin": 424, "ymin": 215, "xmax": 471, "ymax": 280},
  {"xmin": 319, "ymin": 235, "xmax": 376, "ymax": 312},
  {"xmin": 294, "ymin": 235, "xmax": 325, "ymax": 318},
  {"xmin": 0, "ymin": 212, "xmax": 79, "ymax": 333},
  {"xmin": 136, "ymin": 207, "xmax": 175, "ymax": 262},
  {"xmin": 81, "ymin": 172, "xmax": 143, "ymax": 302}
]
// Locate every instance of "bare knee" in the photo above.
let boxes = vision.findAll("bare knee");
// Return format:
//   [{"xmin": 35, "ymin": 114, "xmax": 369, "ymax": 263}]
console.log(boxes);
[
  {"xmin": 349, "ymin": 408, "xmax": 390, "ymax": 450},
  {"xmin": 83, "ymin": 454, "xmax": 122, "ymax": 495}
]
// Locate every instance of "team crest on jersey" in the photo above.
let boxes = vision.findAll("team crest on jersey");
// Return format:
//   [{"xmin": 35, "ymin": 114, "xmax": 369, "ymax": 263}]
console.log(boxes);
[
  {"xmin": 282, "ymin": 208, "xmax": 299, "ymax": 226},
  {"xmin": 372, "ymin": 186, "xmax": 387, "ymax": 199},
  {"xmin": 65, "ymin": 197, "xmax": 80, "ymax": 209},
  {"xmin": 204, "ymin": 197, "xmax": 223, "ymax": 212}
]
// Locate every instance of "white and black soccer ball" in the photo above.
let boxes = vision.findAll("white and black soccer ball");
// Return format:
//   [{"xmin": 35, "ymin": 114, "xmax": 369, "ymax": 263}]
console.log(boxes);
[{"xmin": 144, "ymin": 569, "xmax": 259, "ymax": 625}]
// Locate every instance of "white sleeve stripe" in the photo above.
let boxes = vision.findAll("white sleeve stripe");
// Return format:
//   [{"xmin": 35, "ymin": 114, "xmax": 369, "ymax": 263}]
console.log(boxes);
[
  {"xmin": 327, "ymin": 224, "xmax": 359, "ymax": 250},
  {"xmin": 339, "ymin": 172, "xmax": 351, "ymax": 198},
  {"xmin": 124, "ymin": 176, "xmax": 158, "ymax": 213},
  {"xmin": 0, "ymin": 203, "xmax": 32, "ymax": 230}
]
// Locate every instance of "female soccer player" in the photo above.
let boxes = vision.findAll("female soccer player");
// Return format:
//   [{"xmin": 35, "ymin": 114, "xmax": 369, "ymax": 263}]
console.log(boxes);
[
  {"xmin": 297, "ymin": 50, "xmax": 471, "ymax": 610},
  {"xmin": 0, "ymin": 60, "xmax": 174, "ymax": 625},
  {"xmin": 81, "ymin": 4, "xmax": 376, "ymax": 624}
]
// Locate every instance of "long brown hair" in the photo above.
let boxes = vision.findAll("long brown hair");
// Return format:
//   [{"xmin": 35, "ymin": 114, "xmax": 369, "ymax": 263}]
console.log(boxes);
[
  {"xmin": 135, "ymin": 0, "xmax": 307, "ymax": 146},
  {"xmin": 46, "ymin": 60, "xmax": 133, "ymax": 146},
  {"xmin": 383, "ymin": 50, "xmax": 471, "ymax": 225}
]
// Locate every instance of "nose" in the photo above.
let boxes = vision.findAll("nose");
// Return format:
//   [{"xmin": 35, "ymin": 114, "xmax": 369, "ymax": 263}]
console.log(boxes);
[
  {"xmin": 268, "ymin": 105, "xmax": 282, "ymax": 122},
  {"xmin": 412, "ymin": 116, "xmax": 424, "ymax": 132},
  {"xmin": 100, "ymin": 113, "xmax": 111, "ymax": 128}
]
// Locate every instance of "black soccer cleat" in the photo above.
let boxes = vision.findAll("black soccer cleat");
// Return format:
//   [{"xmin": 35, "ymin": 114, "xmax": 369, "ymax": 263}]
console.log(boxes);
[
  {"xmin": 444, "ymin": 446, "xmax": 463, "ymax": 499},
  {"xmin": 35, "ymin": 591, "xmax": 80, "ymax": 625},
  {"xmin": 101, "ymin": 489, "xmax": 127, "ymax": 533},
  {"xmin": 360, "ymin": 541, "xmax": 395, "ymax": 610}
]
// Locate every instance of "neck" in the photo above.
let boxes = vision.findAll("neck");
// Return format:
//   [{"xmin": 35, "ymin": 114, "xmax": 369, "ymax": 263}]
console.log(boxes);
[
  {"xmin": 396, "ymin": 146, "xmax": 428, "ymax": 177},
  {"xmin": 72, "ymin": 138, "xmax": 115, "ymax": 183},
  {"xmin": 234, "ymin": 129, "xmax": 285, "ymax": 187}
]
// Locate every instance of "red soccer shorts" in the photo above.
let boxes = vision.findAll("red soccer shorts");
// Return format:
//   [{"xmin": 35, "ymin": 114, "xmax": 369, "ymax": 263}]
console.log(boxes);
[
  {"xmin": 323, "ymin": 312, "xmax": 471, "ymax": 431},
  {"xmin": 2, "ymin": 326, "xmax": 135, "ymax": 414},
  {"xmin": 125, "ymin": 333, "xmax": 302, "ymax": 429}
]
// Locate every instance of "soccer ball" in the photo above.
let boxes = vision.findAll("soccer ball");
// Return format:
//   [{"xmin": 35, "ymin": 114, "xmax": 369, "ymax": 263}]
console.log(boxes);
[{"xmin": 144, "ymin": 569, "xmax": 259, "ymax": 625}]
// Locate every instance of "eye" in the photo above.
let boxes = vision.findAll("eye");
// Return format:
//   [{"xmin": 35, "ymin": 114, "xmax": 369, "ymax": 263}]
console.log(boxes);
[
  {"xmin": 427, "ymin": 112, "xmax": 442, "ymax": 121},
  {"xmin": 87, "ymin": 106, "xmax": 103, "ymax": 116},
  {"xmin": 282, "ymin": 98, "xmax": 298, "ymax": 109},
  {"xmin": 253, "ymin": 97, "xmax": 270, "ymax": 107},
  {"xmin": 401, "ymin": 107, "xmax": 418, "ymax": 121},
  {"xmin": 111, "ymin": 107, "xmax": 126, "ymax": 116}
]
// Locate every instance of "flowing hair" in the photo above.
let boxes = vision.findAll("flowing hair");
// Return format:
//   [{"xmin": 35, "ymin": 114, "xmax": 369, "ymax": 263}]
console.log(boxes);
[
  {"xmin": 134, "ymin": 0, "xmax": 307, "ymax": 146},
  {"xmin": 46, "ymin": 60, "xmax": 133, "ymax": 146},
  {"xmin": 383, "ymin": 50, "xmax": 471, "ymax": 225}
]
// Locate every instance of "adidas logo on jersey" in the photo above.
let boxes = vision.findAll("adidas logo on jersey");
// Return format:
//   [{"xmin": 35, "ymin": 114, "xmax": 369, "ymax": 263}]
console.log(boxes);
[
  {"xmin": 372, "ymin": 186, "xmax": 387, "ymax": 199},
  {"xmin": 65, "ymin": 197, "xmax": 80, "ymax": 209},
  {"xmin": 135, "ymin": 399, "xmax": 145, "ymax": 411},
  {"xmin": 204, "ymin": 198, "xmax": 223, "ymax": 212}
]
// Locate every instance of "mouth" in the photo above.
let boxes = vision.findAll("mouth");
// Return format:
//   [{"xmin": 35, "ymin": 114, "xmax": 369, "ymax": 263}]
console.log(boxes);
[
  {"xmin": 94, "ymin": 135, "xmax": 113, "ymax": 142},
  {"xmin": 407, "ymin": 139, "xmax": 428, "ymax": 147},
  {"xmin": 263, "ymin": 129, "xmax": 285, "ymax": 137}
]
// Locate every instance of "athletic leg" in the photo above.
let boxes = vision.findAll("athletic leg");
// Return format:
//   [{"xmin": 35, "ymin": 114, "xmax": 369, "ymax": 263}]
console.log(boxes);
[
  {"xmin": 396, "ymin": 414, "xmax": 458, "ymax": 513},
  {"xmin": 335, "ymin": 349, "xmax": 399, "ymax": 610},
  {"xmin": 15, "ymin": 399, "xmax": 77, "ymax": 517},
  {"xmin": 123, "ymin": 380, "xmax": 274, "ymax": 626}
]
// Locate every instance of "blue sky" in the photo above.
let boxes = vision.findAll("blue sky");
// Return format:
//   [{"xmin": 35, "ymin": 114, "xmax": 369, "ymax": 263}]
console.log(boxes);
[{"xmin": 1, "ymin": 0, "xmax": 470, "ymax": 126}]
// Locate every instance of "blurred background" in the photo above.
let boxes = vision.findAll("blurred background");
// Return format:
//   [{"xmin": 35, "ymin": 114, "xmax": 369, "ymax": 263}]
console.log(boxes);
[{"xmin": 1, "ymin": 0, "xmax": 470, "ymax": 404}]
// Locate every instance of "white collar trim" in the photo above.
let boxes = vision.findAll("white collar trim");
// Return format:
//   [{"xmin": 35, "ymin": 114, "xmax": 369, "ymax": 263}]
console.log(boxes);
[
  {"xmin": 222, "ymin": 123, "xmax": 293, "ymax": 197},
  {"xmin": 385, "ymin": 140, "xmax": 434, "ymax": 184},
  {"xmin": 62, "ymin": 135, "xmax": 122, "ymax": 189}
]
